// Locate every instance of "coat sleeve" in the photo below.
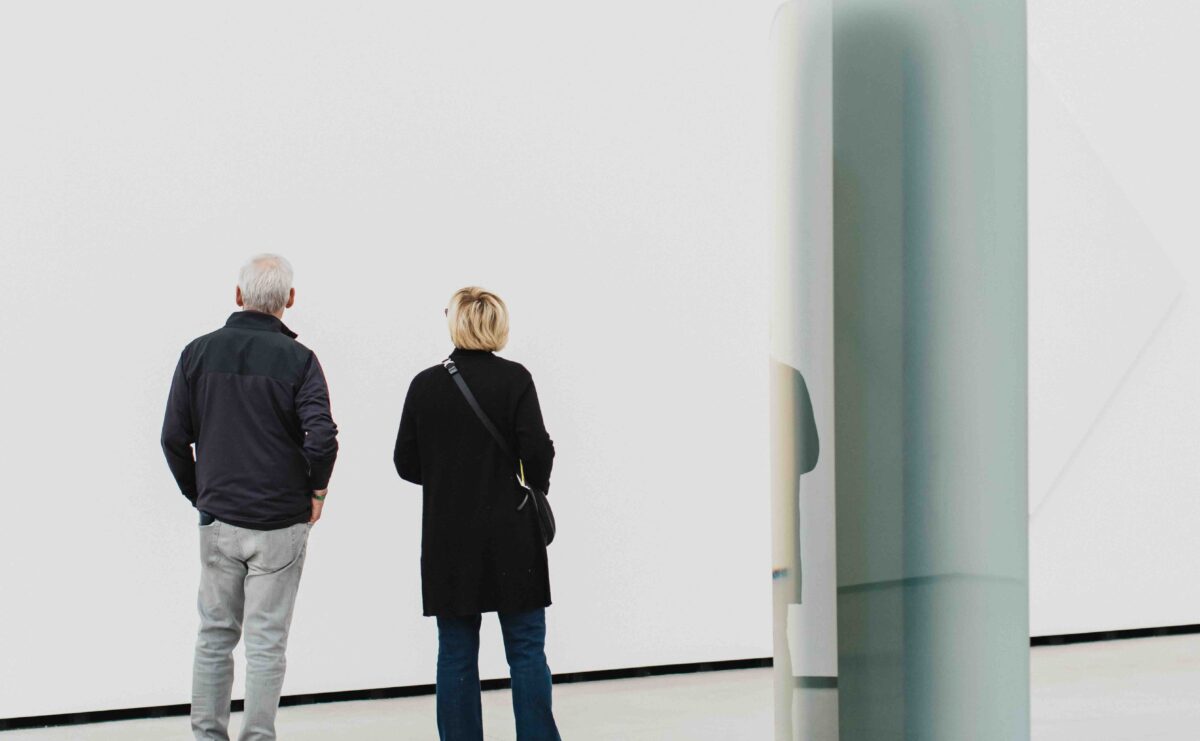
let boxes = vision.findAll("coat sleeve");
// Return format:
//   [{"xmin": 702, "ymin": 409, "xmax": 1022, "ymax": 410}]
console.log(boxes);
[
  {"xmin": 296, "ymin": 353, "xmax": 339, "ymax": 490},
  {"xmin": 514, "ymin": 375, "xmax": 555, "ymax": 494},
  {"xmin": 793, "ymin": 367, "xmax": 819, "ymax": 475},
  {"xmin": 161, "ymin": 348, "xmax": 198, "ymax": 504},
  {"xmin": 394, "ymin": 376, "xmax": 422, "ymax": 485}
]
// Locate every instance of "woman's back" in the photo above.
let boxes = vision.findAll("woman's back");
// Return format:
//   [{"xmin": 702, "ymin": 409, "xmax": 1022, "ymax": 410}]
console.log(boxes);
[
  {"xmin": 395, "ymin": 347, "xmax": 555, "ymax": 617},
  {"xmin": 395, "ymin": 286, "xmax": 562, "ymax": 740}
]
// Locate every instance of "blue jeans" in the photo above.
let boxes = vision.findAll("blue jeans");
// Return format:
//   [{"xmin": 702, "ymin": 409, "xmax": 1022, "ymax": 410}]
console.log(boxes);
[{"xmin": 436, "ymin": 609, "xmax": 561, "ymax": 741}]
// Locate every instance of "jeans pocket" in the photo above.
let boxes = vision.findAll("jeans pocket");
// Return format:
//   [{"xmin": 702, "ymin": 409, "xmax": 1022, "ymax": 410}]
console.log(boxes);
[
  {"xmin": 200, "ymin": 521, "xmax": 221, "ymax": 566},
  {"xmin": 250, "ymin": 523, "xmax": 308, "ymax": 575}
]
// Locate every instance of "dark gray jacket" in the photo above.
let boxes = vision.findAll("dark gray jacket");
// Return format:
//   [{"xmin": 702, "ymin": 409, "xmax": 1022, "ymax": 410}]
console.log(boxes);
[{"xmin": 161, "ymin": 311, "xmax": 338, "ymax": 530}]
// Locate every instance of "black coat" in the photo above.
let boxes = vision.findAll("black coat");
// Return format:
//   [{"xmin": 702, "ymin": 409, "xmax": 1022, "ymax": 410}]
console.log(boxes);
[{"xmin": 394, "ymin": 348, "xmax": 555, "ymax": 617}]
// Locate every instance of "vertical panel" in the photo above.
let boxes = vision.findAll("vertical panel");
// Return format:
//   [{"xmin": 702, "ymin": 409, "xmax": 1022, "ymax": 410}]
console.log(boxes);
[
  {"xmin": 831, "ymin": 1, "xmax": 1028, "ymax": 740},
  {"xmin": 771, "ymin": 1, "xmax": 838, "ymax": 739},
  {"xmin": 774, "ymin": 1, "xmax": 1028, "ymax": 739}
]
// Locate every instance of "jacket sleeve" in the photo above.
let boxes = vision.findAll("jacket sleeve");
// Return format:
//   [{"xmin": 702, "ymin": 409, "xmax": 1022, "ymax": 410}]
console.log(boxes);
[
  {"xmin": 161, "ymin": 349, "xmax": 198, "ymax": 504},
  {"xmin": 296, "ymin": 353, "xmax": 339, "ymax": 490},
  {"xmin": 394, "ymin": 376, "xmax": 422, "ymax": 485},
  {"xmin": 514, "ymin": 375, "xmax": 555, "ymax": 494}
]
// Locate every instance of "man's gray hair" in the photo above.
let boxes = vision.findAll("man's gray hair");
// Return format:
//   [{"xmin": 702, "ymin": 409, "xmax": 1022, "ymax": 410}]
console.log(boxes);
[{"xmin": 238, "ymin": 254, "xmax": 294, "ymax": 314}]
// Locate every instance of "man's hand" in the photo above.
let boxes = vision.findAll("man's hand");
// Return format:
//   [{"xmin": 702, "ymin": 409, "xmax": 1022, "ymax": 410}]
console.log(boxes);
[{"xmin": 310, "ymin": 490, "xmax": 327, "ymax": 524}]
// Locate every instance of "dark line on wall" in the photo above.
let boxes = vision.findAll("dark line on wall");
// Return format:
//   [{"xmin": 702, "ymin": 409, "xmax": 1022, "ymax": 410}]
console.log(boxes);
[
  {"xmin": 1030, "ymin": 623, "xmax": 1200, "ymax": 646},
  {"xmin": 10, "ymin": 625, "xmax": 1198, "ymax": 731},
  {"xmin": 0, "ymin": 658, "xmax": 772, "ymax": 731}
]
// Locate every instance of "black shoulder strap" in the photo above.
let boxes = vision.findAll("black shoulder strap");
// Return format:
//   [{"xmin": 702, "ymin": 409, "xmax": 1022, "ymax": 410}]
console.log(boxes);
[
  {"xmin": 442, "ymin": 359, "xmax": 515, "ymax": 461},
  {"xmin": 443, "ymin": 358, "xmax": 532, "ymax": 512}
]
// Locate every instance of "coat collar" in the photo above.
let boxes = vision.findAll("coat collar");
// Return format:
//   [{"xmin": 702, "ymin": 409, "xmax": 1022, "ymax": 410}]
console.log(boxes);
[
  {"xmin": 450, "ymin": 348, "xmax": 494, "ymax": 358},
  {"xmin": 225, "ymin": 310, "xmax": 298, "ymax": 339}
]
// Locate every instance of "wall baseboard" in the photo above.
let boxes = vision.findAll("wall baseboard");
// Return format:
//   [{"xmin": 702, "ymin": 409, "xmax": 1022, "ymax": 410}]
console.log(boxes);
[
  {"xmin": 9, "ymin": 626, "xmax": 1197, "ymax": 732},
  {"xmin": 1030, "ymin": 623, "xmax": 1200, "ymax": 646},
  {"xmin": 0, "ymin": 658, "xmax": 772, "ymax": 731}
]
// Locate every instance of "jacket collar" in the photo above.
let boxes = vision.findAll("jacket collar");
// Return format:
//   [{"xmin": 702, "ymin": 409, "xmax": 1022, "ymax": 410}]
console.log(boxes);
[{"xmin": 226, "ymin": 310, "xmax": 298, "ymax": 339}]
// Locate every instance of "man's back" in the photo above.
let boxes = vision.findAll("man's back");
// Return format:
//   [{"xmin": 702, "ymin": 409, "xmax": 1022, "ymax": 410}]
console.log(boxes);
[
  {"xmin": 164, "ymin": 255, "xmax": 337, "ymax": 741},
  {"xmin": 161, "ymin": 310, "xmax": 338, "ymax": 530}
]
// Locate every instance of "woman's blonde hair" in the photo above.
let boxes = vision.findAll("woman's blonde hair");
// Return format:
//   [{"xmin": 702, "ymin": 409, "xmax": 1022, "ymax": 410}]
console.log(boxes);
[{"xmin": 447, "ymin": 287, "xmax": 509, "ymax": 351}]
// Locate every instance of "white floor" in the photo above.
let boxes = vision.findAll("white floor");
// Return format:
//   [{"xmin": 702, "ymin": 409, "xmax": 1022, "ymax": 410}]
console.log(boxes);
[
  {"xmin": 1032, "ymin": 633, "xmax": 1200, "ymax": 740},
  {"xmin": 6, "ymin": 634, "xmax": 1200, "ymax": 739}
]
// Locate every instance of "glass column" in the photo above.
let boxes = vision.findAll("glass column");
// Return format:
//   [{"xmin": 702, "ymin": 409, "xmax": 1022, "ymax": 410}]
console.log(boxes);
[{"xmin": 772, "ymin": 2, "xmax": 1028, "ymax": 739}]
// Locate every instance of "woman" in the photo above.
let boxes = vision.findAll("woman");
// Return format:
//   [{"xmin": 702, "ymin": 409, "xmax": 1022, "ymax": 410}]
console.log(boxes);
[{"xmin": 394, "ymin": 287, "xmax": 560, "ymax": 741}]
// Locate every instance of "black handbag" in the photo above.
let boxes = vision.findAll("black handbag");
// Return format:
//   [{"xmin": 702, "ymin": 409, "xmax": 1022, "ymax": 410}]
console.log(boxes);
[{"xmin": 442, "ymin": 359, "xmax": 557, "ymax": 547}]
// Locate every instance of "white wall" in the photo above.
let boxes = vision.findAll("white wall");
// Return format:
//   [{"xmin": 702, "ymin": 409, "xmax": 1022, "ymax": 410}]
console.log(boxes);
[
  {"xmin": 0, "ymin": 1, "xmax": 778, "ymax": 718},
  {"xmin": 1028, "ymin": 1, "xmax": 1200, "ymax": 635},
  {"xmin": 4, "ymin": 0, "xmax": 1191, "ymax": 719}
]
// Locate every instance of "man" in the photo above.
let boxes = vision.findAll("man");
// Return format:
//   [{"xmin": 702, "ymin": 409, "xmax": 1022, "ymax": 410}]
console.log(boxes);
[{"xmin": 161, "ymin": 254, "xmax": 338, "ymax": 741}]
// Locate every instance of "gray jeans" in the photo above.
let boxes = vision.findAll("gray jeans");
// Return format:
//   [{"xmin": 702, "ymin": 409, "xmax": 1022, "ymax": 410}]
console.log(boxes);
[{"xmin": 192, "ymin": 520, "xmax": 310, "ymax": 741}]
